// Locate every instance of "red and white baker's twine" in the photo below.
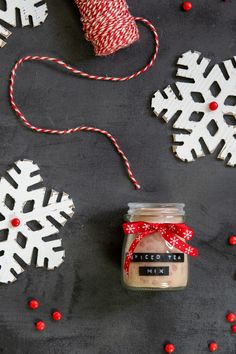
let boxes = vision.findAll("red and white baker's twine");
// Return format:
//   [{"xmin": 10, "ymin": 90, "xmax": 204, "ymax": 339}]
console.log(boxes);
[
  {"xmin": 75, "ymin": 0, "xmax": 146, "ymax": 57},
  {"xmin": 9, "ymin": 18, "xmax": 158, "ymax": 190}
]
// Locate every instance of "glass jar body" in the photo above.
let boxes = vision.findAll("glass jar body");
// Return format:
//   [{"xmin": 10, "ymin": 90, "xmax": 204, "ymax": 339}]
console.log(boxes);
[{"xmin": 122, "ymin": 203, "xmax": 188, "ymax": 291}]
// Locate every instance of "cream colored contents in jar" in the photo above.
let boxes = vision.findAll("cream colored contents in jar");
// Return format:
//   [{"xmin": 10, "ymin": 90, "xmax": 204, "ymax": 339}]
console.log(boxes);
[{"xmin": 122, "ymin": 211, "xmax": 188, "ymax": 290}]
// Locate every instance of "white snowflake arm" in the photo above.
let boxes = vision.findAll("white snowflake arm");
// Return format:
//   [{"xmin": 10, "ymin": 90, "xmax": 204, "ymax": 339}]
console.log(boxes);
[
  {"xmin": 0, "ymin": 0, "xmax": 48, "ymax": 27},
  {"xmin": 0, "ymin": 0, "xmax": 48, "ymax": 47},
  {"xmin": 176, "ymin": 51, "xmax": 210, "ymax": 81},
  {"xmin": 0, "ymin": 160, "xmax": 75, "ymax": 283}
]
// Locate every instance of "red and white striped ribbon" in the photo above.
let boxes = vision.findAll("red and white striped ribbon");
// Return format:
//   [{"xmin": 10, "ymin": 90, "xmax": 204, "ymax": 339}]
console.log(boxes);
[
  {"xmin": 123, "ymin": 222, "xmax": 198, "ymax": 274},
  {"xmin": 9, "ymin": 18, "xmax": 159, "ymax": 190}
]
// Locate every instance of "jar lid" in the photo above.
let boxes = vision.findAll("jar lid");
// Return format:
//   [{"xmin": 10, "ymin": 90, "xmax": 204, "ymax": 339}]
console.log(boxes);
[{"xmin": 127, "ymin": 203, "xmax": 185, "ymax": 216}]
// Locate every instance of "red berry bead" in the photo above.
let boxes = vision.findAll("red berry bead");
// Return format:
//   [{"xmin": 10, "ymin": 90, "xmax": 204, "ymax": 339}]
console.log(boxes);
[
  {"xmin": 229, "ymin": 236, "xmax": 236, "ymax": 245},
  {"xmin": 226, "ymin": 312, "xmax": 236, "ymax": 323},
  {"xmin": 209, "ymin": 342, "xmax": 218, "ymax": 352},
  {"xmin": 11, "ymin": 218, "xmax": 20, "ymax": 227},
  {"xmin": 165, "ymin": 343, "xmax": 175, "ymax": 353},
  {"xmin": 209, "ymin": 101, "xmax": 218, "ymax": 111},
  {"xmin": 52, "ymin": 311, "xmax": 62, "ymax": 321},
  {"xmin": 28, "ymin": 299, "xmax": 39, "ymax": 310},
  {"xmin": 35, "ymin": 320, "xmax": 45, "ymax": 331},
  {"xmin": 232, "ymin": 324, "xmax": 236, "ymax": 333},
  {"xmin": 182, "ymin": 1, "xmax": 192, "ymax": 11}
]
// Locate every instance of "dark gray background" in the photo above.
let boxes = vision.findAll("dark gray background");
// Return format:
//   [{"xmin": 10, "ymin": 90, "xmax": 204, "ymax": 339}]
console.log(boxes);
[{"xmin": 0, "ymin": 0, "xmax": 235, "ymax": 353}]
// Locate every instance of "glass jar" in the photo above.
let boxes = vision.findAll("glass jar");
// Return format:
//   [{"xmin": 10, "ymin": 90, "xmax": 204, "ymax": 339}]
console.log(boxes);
[{"xmin": 122, "ymin": 203, "xmax": 188, "ymax": 291}]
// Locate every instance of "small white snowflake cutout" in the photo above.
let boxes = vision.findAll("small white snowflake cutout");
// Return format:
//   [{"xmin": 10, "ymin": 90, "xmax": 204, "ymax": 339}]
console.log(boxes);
[
  {"xmin": 0, "ymin": 0, "xmax": 48, "ymax": 48},
  {"xmin": 126, "ymin": 225, "xmax": 135, "ymax": 234},
  {"xmin": 0, "ymin": 160, "xmax": 75, "ymax": 284},
  {"xmin": 184, "ymin": 230, "xmax": 193, "ymax": 240},
  {"xmin": 185, "ymin": 246, "xmax": 193, "ymax": 255},
  {"xmin": 158, "ymin": 227, "xmax": 167, "ymax": 235},
  {"xmin": 152, "ymin": 50, "xmax": 236, "ymax": 166},
  {"xmin": 169, "ymin": 236, "xmax": 179, "ymax": 247},
  {"xmin": 142, "ymin": 223, "xmax": 151, "ymax": 231}
]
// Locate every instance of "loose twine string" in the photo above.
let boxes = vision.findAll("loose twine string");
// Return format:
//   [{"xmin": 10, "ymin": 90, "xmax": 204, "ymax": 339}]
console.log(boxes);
[{"xmin": 9, "ymin": 15, "xmax": 159, "ymax": 190}]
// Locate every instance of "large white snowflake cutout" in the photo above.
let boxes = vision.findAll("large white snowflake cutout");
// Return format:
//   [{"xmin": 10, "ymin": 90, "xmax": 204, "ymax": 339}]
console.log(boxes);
[
  {"xmin": 0, "ymin": 160, "xmax": 75, "ymax": 283},
  {"xmin": 0, "ymin": 0, "xmax": 48, "ymax": 48},
  {"xmin": 152, "ymin": 50, "xmax": 236, "ymax": 166}
]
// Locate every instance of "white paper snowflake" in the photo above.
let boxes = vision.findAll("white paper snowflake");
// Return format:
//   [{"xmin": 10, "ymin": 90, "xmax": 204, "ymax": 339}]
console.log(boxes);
[
  {"xmin": 0, "ymin": 160, "xmax": 75, "ymax": 284},
  {"xmin": 152, "ymin": 50, "xmax": 236, "ymax": 166},
  {"xmin": 0, "ymin": 0, "xmax": 48, "ymax": 48}
]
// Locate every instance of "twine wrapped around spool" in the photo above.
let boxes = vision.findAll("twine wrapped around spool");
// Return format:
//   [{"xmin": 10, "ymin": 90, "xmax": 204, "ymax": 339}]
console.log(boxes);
[{"xmin": 74, "ymin": 0, "xmax": 140, "ymax": 56}]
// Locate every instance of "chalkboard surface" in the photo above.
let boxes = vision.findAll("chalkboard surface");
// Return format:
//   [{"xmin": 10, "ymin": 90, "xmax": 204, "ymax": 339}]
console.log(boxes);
[{"xmin": 0, "ymin": 1, "xmax": 235, "ymax": 353}]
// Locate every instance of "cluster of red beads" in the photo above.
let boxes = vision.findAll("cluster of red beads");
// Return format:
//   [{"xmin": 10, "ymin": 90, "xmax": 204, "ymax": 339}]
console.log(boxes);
[
  {"xmin": 28, "ymin": 299, "xmax": 62, "ymax": 331},
  {"xmin": 164, "ymin": 341, "xmax": 219, "ymax": 352},
  {"xmin": 225, "ymin": 312, "xmax": 236, "ymax": 334},
  {"xmin": 224, "ymin": 236, "xmax": 236, "ymax": 343},
  {"xmin": 175, "ymin": 310, "xmax": 236, "ymax": 351}
]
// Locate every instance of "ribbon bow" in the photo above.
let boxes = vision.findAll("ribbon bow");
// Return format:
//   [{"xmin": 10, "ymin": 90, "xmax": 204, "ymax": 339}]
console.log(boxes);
[{"xmin": 123, "ymin": 222, "xmax": 198, "ymax": 274}]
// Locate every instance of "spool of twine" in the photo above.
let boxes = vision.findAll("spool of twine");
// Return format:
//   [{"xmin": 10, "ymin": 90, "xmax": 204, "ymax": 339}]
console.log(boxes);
[{"xmin": 74, "ymin": 0, "xmax": 140, "ymax": 56}]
